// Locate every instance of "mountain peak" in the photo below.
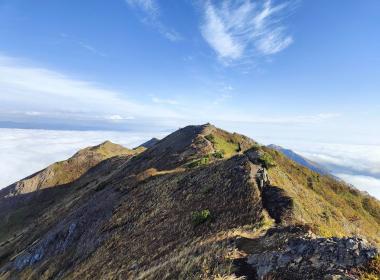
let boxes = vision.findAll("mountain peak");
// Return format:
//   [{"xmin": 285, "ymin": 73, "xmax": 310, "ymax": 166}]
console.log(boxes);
[
  {"xmin": 128, "ymin": 124, "xmax": 256, "ymax": 171},
  {"xmin": 137, "ymin": 137, "xmax": 160, "ymax": 149},
  {"xmin": 2, "ymin": 141, "xmax": 137, "ymax": 197},
  {"xmin": 0, "ymin": 125, "xmax": 379, "ymax": 279}
]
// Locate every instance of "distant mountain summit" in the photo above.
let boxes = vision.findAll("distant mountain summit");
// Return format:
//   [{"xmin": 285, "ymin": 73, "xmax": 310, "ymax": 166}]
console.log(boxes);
[
  {"xmin": 137, "ymin": 137, "xmax": 160, "ymax": 149},
  {"xmin": 0, "ymin": 124, "xmax": 379, "ymax": 279},
  {"xmin": 0, "ymin": 141, "xmax": 135, "ymax": 198},
  {"xmin": 267, "ymin": 144, "xmax": 331, "ymax": 176}
]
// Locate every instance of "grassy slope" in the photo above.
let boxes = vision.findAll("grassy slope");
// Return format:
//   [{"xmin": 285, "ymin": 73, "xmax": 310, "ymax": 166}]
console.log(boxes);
[
  {"xmin": 204, "ymin": 128, "xmax": 256, "ymax": 158},
  {"xmin": 47, "ymin": 141, "xmax": 135, "ymax": 186},
  {"xmin": 1, "ymin": 125, "xmax": 379, "ymax": 279},
  {"xmin": 264, "ymin": 147, "xmax": 380, "ymax": 245},
  {"xmin": 0, "ymin": 141, "xmax": 138, "ymax": 244}
]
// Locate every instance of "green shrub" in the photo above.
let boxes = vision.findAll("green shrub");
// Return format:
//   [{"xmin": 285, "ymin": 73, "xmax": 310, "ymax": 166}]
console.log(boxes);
[
  {"xmin": 186, "ymin": 156, "xmax": 210, "ymax": 168},
  {"xmin": 258, "ymin": 152, "xmax": 276, "ymax": 169},
  {"xmin": 205, "ymin": 134, "xmax": 215, "ymax": 144},
  {"xmin": 213, "ymin": 150, "xmax": 224, "ymax": 159},
  {"xmin": 191, "ymin": 209, "xmax": 212, "ymax": 226},
  {"xmin": 250, "ymin": 143, "xmax": 262, "ymax": 151},
  {"xmin": 362, "ymin": 197, "xmax": 380, "ymax": 222}
]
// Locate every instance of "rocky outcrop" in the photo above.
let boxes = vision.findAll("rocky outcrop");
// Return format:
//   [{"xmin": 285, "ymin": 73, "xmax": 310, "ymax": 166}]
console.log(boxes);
[
  {"xmin": 250, "ymin": 237, "xmax": 377, "ymax": 279},
  {"xmin": 247, "ymin": 148, "xmax": 295, "ymax": 225},
  {"xmin": 235, "ymin": 226, "xmax": 378, "ymax": 280},
  {"xmin": 0, "ymin": 124, "xmax": 379, "ymax": 280}
]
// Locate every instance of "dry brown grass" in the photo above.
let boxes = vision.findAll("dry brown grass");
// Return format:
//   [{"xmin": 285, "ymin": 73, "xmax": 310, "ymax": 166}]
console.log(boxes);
[{"xmin": 264, "ymin": 147, "xmax": 380, "ymax": 245}]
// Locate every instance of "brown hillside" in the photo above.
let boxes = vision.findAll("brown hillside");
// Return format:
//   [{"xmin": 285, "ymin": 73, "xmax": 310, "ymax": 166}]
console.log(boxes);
[{"xmin": 0, "ymin": 124, "xmax": 379, "ymax": 280}]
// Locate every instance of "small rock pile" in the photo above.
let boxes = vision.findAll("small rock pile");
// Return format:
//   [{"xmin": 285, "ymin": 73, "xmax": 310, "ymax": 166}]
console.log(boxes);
[{"xmin": 247, "ymin": 236, "xmax": 378, "ymax": 279}]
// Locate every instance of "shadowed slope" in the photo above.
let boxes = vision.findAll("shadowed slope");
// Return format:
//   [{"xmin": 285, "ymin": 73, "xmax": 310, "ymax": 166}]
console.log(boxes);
[
  {"xmin": 137, "ymin": 137, "xmax": 160, "ymax": 149},
  {"xmin": 0, "ymin": 124, "xmax": 379, "ymax": 280},
  {"xmin": 0, "ymin": 141, "xmax": 141, "ymax": 246}
]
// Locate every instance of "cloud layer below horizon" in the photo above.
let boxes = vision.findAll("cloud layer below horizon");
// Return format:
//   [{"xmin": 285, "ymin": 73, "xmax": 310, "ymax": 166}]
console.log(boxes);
[
  {"xmin": 0, "ymin": 128, "xmax": 164, "ymax": 188},
  {"xmin": 1, "ymin": 128, "xmax": 379, "ymax": 200}
]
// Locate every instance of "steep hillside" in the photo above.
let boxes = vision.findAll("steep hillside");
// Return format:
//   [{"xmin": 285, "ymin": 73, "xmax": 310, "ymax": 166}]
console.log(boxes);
[
  {"xmin": 264, "ymin": 146, "xmax": 380, "ymax": 244},
  {"xmin": 137, "ymin": 137, "xmax": 160, "ymax": 149},
  {"xmin": 267, "ymin": 144, "xmax": 331, "ymax": 176},
  {"xmin": 0, "ymin": 141, "xmax": 140, "ymax": 245},
  {"xmin": 0, "ymin": 124, "xmax": 379, "ymax": 280}
]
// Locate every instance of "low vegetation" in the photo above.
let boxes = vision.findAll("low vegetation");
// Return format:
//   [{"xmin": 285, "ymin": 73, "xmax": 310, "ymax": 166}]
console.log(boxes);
[
  {"xmin": 258, "ymin": 152, "xmax": 276, "ymax": 168},
  {"xmin": 264, "ymin": 146, "xmax": 380, "ymax": 244},
  {"xmin": 186, "ymin": 156, "xmax": 210, "ymax": 168},
  {"xmin": 205, "ymin": 134, "xmax": 240, "ymax": 158},
  {"xmin": 351, "ymin": 255, "xmax": 380, "ymax": 280},
  {"xmin": 1, "ymin": 124, "xmax": 379, "ymax": 279},
  {"xmin": 213, "ymin": 150, "xmax": 225, "ymax": 159},
  {"xmin": 191, "ymin": 209, "xmax": 212, "ymax": 226}
]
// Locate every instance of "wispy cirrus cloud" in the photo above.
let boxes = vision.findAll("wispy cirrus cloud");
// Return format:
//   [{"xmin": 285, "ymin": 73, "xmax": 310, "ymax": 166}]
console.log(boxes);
[
  {"xmin": 126, "ymin": 0, "xmax": 159, "ymax": 15},
  {"xmin": 200, "ymin": 0, "xmax": 295, "ymax": 63},
  {"xmin": 125, "ymin": 0, "xmax": 182, "ymax": 41},
  {"xmin": 59, "ymin": 33, "xmax": 107, "ymax": 57},
  {"xmin": 78, "ymin": 41, "xmax": 107, "ymax": 57}
]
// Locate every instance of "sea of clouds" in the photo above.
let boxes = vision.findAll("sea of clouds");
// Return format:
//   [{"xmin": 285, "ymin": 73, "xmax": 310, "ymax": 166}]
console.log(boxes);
[
  {"xmin": 260, "ymin": 138, "xmax": 380, "ymax": 199},
  {"xmin": 1, "ymin": 128, "xmax": 379, "ymax": 200},
  {"xmin": 0, "ymin": 128, "xmax": 165, "ymax": 188}
]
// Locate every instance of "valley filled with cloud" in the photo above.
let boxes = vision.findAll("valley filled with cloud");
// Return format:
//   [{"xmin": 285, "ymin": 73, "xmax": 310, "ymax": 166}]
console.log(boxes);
[
  {"xmin": 0, "ymin": 128, "xmax": 164, "ymax": 188},
  {"xmin": 1, "ymin": 128, "xmax": 379, "ymax": 200}
]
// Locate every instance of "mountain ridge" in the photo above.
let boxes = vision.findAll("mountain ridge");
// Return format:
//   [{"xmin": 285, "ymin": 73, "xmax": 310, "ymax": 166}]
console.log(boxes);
[
  {"xmin": 0, "ymin": 124, "xmax": 379, "ymax": 279},
  {"xmin": 0, "ymin": 140, "xmax": 136, "ymax": 198},
  {"xmin": 267, "ymin": 144, "xmax": 331, "ymax": 176}
]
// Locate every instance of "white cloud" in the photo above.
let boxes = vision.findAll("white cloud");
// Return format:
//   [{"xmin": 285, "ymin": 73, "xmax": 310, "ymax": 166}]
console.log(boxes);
[
  {"xmin": 104, "ymin": 115, "xmax": 135, "ymax": 121},
  {"xmin": 213, "ymin": 93, "xmax": 232, "ymax": 105},
  {"xmin": 223, "ymin": 85, "xmax": 234, "ymax": 91},
  {"xmin": 201, "ymin": 0, "xmax": 294, "ymax": 62},
  {"xmin": 78, "ymin": 42, "xmax": 107, "ymax": 57},
  {"xmin": 0, "ymin": 128, "xmax": 165, "ymax": 189},
  {"xmin": 126, "ymin": 0, "xmax": 159, "ymax": 16},
  {"xmin": 57, "ymin": 33, "xmax": 107, "ymax": 57},
  {"xmin": 298, "ymin": 143, "xmax": 380, "ymax": 178},
  {"xmin": 246, "ymin": 135, "xmax": 380, "ymax": 199},
  {"xmin": 202, "ymin": 3, "xmax": 244, "ymax": 59},
  {"xmin": 125, "ymin": 0, "xmax": 182, "ymax": 42},
  {"xmin": 152, "ymin": 97, "xmax": 178, "ymax": 105},
  {"xmin": 0, "ymin": 54, "xmax": 181, "ymax": 123},
  {"xmin": 335, "ymin": 173, "xmax": 380, "ymax": 199},
  {"xmin": 25, "ymin": 111, "xmax": 43, "ymax": 116},
  {"xmin": 0, "ymin": 54, "xmax": 341, "ymax": 130}
]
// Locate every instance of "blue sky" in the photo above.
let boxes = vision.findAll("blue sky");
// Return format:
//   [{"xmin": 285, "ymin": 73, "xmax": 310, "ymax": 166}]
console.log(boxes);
[
  {"xmin": 1, "ymin": 0, "xmax": 380, "ymax": 197},
  {"xmin": 1, "ymin": 0, "xmax": 379, "ymax": 134}
]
